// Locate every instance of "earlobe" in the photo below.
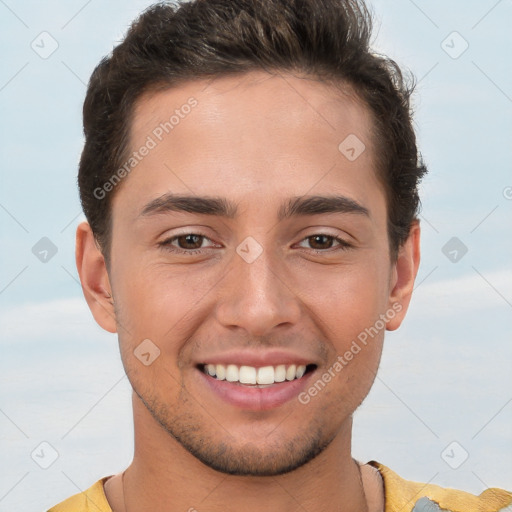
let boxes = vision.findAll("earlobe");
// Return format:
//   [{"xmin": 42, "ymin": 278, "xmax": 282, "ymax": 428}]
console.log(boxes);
[
  {"xmin": 386, "ymin": 220, "xmax": 421, "ymax": 331},
  {"xmin": 75, "ymin": 221, "xmax": 117, "ymax": 333}
]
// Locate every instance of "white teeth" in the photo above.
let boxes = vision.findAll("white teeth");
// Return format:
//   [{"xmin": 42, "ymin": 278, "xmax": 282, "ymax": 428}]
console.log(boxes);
[
  {"xmin": 203, "ymin": 363, "xmax": 311, "ymax": 385},
  {"xmin": 239, "ymin": 366, "xmax": 257, "ymax": 384},
  {"xmin": 285, "ymin": 364, "xmax": 296, "ymax": 381},
  {"xmin": 257, "ymin": 366, "xmax": 275, "ymax": 385},
  {"xmin": 215, "ymin": 364, "xmax": 226, "ymax": 380},
  {"xmin": 274, "ymin": 364, "xmax": 286, "ymax": 382},
  {"xmin": 226, "ymin": 364, "xmax": 238, "ymax": 382}
]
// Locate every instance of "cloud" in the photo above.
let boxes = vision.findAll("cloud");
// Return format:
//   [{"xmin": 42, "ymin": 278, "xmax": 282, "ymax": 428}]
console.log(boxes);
[
  {"xmin": 410, "ymin": 268, "xmax": 512, "ymax": 317},
  {"xmin": 0, "ymin": 296, "xmax": 111, "ymax": 347}
]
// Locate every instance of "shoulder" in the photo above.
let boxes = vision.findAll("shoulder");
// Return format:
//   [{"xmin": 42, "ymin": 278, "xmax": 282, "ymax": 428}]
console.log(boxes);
[
  {"xmin": 369, "ymin": 461, "xmax": 512, "ymax": 512},
  {"xmin": 47, "ymin": 476, "xmax": 112, "ymax": 512}
]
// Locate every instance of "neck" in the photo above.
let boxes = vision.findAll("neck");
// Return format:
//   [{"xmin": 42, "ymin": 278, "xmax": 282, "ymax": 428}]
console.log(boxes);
[{"xmin": 118, "ymin": 393, "xmax": 371, "ymax": 512}]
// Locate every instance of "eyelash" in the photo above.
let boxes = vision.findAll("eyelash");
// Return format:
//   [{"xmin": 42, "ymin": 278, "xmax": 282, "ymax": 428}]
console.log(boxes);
[{"xmin": 158, "ymin": 232, "xmax": 353, "ymax": 255}]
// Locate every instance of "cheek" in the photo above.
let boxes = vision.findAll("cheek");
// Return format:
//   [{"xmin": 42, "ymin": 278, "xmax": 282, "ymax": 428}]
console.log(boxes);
[
  {"xmin": 113, "ymin": 265, "xmax": 195, "ymax": 400},
  {"xmin": 295, "ymin": 259, "xmax": 390, "ymax": 342},
  {"xmin": 295, "ymin": 258, "xmax": 389, "ymax": 404},
  {"xmin": 112, "ymin": 257, "xmax": 216, "ymax": 341}
]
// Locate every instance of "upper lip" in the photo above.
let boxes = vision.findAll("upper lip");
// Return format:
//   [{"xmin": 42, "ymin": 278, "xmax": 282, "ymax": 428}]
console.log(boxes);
[{"xmin": 196, "ymin": 349, "xmax": 318, "ymax": 368}]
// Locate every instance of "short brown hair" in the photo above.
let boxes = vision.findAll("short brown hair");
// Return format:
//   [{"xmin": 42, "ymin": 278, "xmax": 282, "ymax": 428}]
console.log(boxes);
[{"xmin": 78, "ymin": 0, "xmax": 427, "ymax": 262}]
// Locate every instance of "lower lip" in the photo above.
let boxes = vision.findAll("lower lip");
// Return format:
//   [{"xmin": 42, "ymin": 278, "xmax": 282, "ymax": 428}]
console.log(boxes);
[{"xmin": 197, "ymin": 368, "xmax": 315, "ymax": 411}]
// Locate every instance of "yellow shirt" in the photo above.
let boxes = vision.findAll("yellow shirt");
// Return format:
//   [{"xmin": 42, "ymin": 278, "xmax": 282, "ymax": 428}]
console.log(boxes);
[{"xmin": 48, "ymin": 460, "xmax": 512, "ymax": 512}]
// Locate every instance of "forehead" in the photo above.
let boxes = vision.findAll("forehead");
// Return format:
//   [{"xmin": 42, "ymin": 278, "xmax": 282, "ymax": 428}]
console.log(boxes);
[
  {"xmin": 116, "ymin": 70, "xmax": 381, "ymax": 217},
  {"xmin": 132, "ymin": 71, "xmax": 373, "ymax": 149}
]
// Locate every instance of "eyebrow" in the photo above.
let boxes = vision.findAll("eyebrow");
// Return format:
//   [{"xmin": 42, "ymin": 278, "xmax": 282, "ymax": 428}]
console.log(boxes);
[{"xmin": 139, "ymin": 193, "xmax": 370, "ymax": 221}]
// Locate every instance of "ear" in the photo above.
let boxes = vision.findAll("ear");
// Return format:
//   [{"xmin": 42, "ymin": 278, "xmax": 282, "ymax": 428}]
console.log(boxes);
[
  {"xmin": 386, "ymin": 220, "xmax": 421, "ymax": 331},
  {"xmin": 75, "ymin": 221, "xmax": 117, "ymax": 333}
]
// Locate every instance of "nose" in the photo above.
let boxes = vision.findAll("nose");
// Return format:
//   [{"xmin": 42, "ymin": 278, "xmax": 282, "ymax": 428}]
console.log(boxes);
[{"xmin": 214, "ymin": 241, "xmax": 302, "ymax": 337}]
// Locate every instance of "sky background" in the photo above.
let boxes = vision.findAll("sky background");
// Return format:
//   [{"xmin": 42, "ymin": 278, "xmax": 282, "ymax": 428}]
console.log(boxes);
[{"xmin": 0, "ymin": 0, "xmax": 511, "ymax": 510}]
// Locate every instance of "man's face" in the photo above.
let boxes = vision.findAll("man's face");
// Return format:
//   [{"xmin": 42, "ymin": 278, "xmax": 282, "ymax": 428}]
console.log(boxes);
[{"xmin": 103, "ymin": 71, "xmax": 404, "ymax": 475}]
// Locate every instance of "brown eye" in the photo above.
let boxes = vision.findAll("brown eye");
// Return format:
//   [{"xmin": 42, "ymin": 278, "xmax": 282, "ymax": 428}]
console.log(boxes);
[
  {"xmin": 307, "ymin": 235, "xmax": 335, "ymax": 250},
  {"xmin": 159, "ymin": 233, "xmax": 216, "ymax": 255},
  {"xmin": 297, "ymin": 234, "xmax": 352, "ymax": 252},
  {"xmin": 174, "ymin": 234, "xmax": 204, "ymax": 250}
]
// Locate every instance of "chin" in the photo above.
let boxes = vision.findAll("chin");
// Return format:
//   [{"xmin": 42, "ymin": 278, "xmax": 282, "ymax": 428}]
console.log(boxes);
[
  {"xmin": 140, "ymin": 391, "xmax": 338, "ymax": 477},
  {"xmin": 172, "ymin": 432, "xmax": 333, "ymax": 476}
]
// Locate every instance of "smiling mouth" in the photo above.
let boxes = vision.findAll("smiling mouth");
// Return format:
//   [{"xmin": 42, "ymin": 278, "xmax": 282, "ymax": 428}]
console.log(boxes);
[{"xmin": 198, "ymin": 363, "xmax": 317, "ymax": 387}]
